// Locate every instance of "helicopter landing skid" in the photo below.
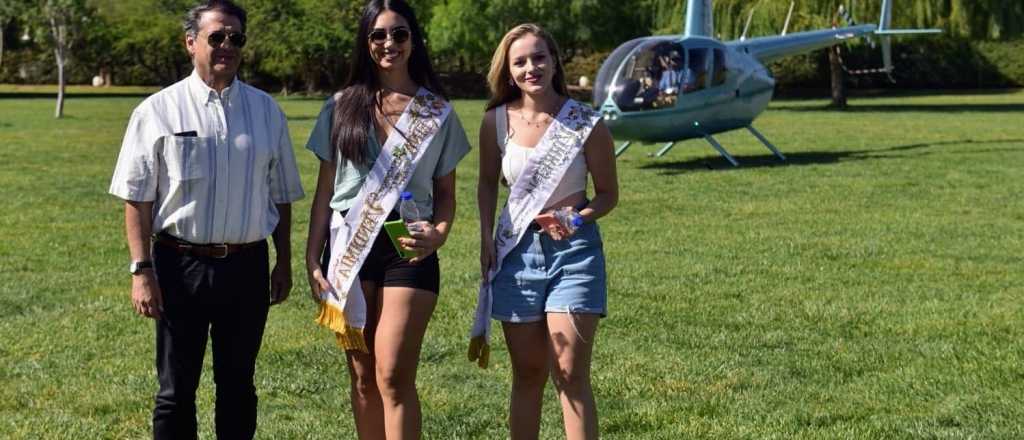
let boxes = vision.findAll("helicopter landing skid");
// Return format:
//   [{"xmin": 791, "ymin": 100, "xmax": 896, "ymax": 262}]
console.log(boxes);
[
  {"xmin": 650, "ymin": 141, "xmax": 677, "ymax": 158},
  {"xmin": 614, "ymin": 141, "xmax": 632, "ymax": 157},
  {"xmin": 747, "ymin": 126, "xmax": 787, "ymax": 161},
  {"xmin": 702, "ymin": 134, "xmax": 740, "ymax": 166}
]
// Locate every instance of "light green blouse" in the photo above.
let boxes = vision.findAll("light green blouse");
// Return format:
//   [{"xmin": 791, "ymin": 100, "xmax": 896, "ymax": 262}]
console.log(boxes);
[{"xmin": 305, "ymin": 95, "xmax": 471, "ymax": 219}]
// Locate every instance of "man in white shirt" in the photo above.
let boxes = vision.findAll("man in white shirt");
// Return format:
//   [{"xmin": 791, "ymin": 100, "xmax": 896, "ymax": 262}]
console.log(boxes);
[
  {"xmin": 658, "ymin": 51, "xmax": 696, "ymax": 95},
  {"xmin": 108, "ymin": 1, "xmax": 303, "ymax": 438}
]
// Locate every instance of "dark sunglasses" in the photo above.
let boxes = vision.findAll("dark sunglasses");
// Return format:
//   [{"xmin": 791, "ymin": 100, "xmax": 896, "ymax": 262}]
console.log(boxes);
[
  {"xmin": 368, "ymin": 27, "xmax": 410, "ymax": 44},
  {"xmin": 206, "ymin": 31, "xmax": 246, "ymax": 48}
]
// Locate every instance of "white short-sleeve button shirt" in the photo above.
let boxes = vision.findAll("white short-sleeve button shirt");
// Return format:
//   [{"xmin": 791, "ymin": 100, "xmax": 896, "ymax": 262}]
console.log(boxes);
[{"xmin": 110, "ymin": 70, "xmax": 305, "ymax": 244}]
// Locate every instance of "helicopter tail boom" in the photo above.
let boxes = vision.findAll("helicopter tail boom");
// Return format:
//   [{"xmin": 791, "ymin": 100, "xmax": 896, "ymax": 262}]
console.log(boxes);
[{"xmin": 730, "ymin": 0, "xmax": 939, "ymax": 67}]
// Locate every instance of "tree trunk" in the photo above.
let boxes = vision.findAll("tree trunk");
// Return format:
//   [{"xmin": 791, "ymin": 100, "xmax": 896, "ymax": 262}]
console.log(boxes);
[
  {"xmin": 55, "ymin": 47, "xmax": 65, "ymax": 118},
  {"xmin": 828, "ymin": 45, "xmax": 847, "ymax": 110},
  {"xmin": 305, "ymin": 65, "xmax": 317, "ymax": 95},
  {"xmin": 1, "ymin": 25, "xmax": 5, "ymax": 69},
  {"xmin": 49, "ymin": 15, "xmax": 68, "ymax": 119}
]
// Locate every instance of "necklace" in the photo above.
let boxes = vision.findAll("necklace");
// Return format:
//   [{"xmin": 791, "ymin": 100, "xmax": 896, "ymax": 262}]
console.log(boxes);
[
  {"xmin": 517, "ymin": 110, "xmax": 551, "ymax": 129},
  {"xmin": 377, "ymin": 90, "xmax": 407, "ymax": 128},
  {"xmin": 512, "ymin": 97, "xmax": 564, "ymax": 129},
  {"xmin": 513, "ymin": 106, "xmax": 558, "ymax": 132},
  {"xmin": 507, "ymin": 98, "xmax": 564, "ymax": 143}
]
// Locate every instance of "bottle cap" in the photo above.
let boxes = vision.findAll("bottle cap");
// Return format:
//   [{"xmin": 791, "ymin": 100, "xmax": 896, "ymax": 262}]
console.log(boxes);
[
  {"xmin": 400, "ymin": 191, "xmax": 413, "ymax": 201},
  {"xmin": 571, "ymin": 215, "xmax": 584, "ymax": 228}
]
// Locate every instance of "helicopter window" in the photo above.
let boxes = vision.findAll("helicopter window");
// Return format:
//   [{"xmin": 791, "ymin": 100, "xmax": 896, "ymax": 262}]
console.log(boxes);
[
  {"xmin": 712, "ymin": 48, "xmax": 726, "ymax": 86},
  {"xmin": 593, "ymin": 37, "xmax": 646, "ymax": 108},
  {"xmin": 682, "ymin": 48, "xmax": 709, "ymax": 94},
  {"xmin": 603, "ymin": 39, "xmax": 686, "ymax": 112}
]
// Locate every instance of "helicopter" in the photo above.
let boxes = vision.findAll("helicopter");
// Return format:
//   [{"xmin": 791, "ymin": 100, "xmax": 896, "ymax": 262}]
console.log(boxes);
[{"xmin": 593, "ymin": 0, "xmax": 940, "ymax": 165}]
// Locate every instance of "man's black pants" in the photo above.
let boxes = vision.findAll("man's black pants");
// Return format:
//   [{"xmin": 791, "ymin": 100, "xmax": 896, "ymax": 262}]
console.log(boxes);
[{"xmin": 152, "ymin": 240, "xmax": 270, "ymax": 440}]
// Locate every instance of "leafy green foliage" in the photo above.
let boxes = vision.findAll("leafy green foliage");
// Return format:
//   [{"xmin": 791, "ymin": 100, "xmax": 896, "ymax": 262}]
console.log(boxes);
[
  {"xmin": 86, "ymin": 0, "xmax": 191, "ymax": 86},
  {"xmin": 0, "ymin": 1, "xmax": 1021, "ymax": 91},
  {"xmin": 768, "ymin": 37, "xmax": 1024, "ymax": 90},
  {"xmin": 245, "ymin": 0, "xmax": 362, "ymax": 93},
  {"xmin": 710, "ymin": 0, "xmax": 1023, "ymax": 41}
]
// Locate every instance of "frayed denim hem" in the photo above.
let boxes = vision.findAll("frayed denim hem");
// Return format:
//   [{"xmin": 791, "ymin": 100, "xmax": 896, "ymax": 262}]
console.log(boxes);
[{"xmin": 492, "ymin": 313, "xmax": 546, "ymax": 323}]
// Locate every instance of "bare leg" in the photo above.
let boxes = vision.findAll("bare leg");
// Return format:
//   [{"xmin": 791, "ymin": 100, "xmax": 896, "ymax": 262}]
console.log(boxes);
[
  {"xmin": 373, "ymin": 287, "xmax": 437, "ymax": 440},
  {"xmin": 547, "ymin": 313, "xmax": 600, "ymax": 440},
  {"xmin": 345, "ymin": 280, "xmax": 385, "ymax": 440},
  {"xmin": 502, "ymin": 321, "xmax": 552, "ymax": 440}
]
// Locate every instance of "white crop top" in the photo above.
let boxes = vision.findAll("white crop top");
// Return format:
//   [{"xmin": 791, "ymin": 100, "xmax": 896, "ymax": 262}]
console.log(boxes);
[{"xmin": 496, "ymin": 105, "xmax": 588, "ymax": 207}]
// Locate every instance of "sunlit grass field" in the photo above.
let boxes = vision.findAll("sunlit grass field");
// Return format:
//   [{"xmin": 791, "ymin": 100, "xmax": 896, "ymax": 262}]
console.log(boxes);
[{"xmin": 0, "ymin": 87, "xmax": 1021, "ymax": 439}]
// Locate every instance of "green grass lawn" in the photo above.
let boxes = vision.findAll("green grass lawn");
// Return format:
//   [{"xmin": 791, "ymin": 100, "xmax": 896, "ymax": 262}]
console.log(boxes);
[{"xmin": 1, "ymin": 88, "xmax": 1022, "ymax": 439}]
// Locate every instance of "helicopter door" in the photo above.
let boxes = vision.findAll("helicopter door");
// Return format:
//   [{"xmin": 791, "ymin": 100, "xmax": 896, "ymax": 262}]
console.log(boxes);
[
  {"xmin": 681, "ymin": 47, "xmax": 709, "ymax": 94},
  {"xmin": 711, "ymin": 48, "xmax": 727, "ymax": 86}
]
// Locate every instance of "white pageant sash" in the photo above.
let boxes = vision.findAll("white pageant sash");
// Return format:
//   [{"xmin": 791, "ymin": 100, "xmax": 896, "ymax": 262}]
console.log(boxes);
[
  {"xmin": 468, "ymin": 99, "xmax": 600, "ymax": 368},
  {"xmin": 317, "ymin": 88, "xmax": 451, "ymax": 352}
]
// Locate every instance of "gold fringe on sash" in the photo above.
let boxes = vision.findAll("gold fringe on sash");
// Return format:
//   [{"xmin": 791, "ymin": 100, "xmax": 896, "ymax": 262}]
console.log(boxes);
[
  {"xmin": 316, "ymin": 302, "xmax": 369, "ymax": 353},
  {"xmin": 468, "ymin": 335, "xmax": 490, "ymax": 369}
]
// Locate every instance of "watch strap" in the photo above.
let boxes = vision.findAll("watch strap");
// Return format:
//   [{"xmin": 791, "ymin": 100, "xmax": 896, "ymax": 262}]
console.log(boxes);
[{"xmin": 129, "ymin": 260, "xmax": 154, "ymax": 274}]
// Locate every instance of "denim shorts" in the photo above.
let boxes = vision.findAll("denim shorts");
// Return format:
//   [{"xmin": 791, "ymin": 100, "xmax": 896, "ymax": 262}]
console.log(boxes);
[{"xmin": 491, "ymin": 221, "xmax": 607, "ymax": 323}]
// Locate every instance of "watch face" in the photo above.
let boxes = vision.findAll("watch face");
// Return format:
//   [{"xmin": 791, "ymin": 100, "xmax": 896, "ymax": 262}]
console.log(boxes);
[{"xmin": 129, "ymin": 261, "xmax": 153, "ymax": 274}]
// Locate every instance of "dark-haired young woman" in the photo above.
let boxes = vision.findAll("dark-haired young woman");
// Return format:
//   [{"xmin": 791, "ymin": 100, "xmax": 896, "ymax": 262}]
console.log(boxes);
[
  {"xmin": 304, "ymin": 1, "xmax": 470, "ymax": 438},
  {"xmin": 471, "ymin": 24, "xmax": 618, "ymax": 440}
]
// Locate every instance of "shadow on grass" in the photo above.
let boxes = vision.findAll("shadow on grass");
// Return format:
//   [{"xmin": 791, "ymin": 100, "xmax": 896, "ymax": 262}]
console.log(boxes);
[
  {"xmin": 772, "ymin": 88, "xmax": 1022, "ymax": 100},
  {"xmin": 773, "ymin": 102, "xmax": 1024, "ymax": 113},
  {"xmin": 638, "ymin": 138, "xmax": 1024, "ymax": 174}
]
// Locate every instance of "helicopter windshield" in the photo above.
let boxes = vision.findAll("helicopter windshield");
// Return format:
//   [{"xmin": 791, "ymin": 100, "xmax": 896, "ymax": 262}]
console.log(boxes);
[
  {"xmin": 593, "ymin": 37, "xmax": 647, "ymax": 108},
  {"xmin": 599, "ymin": 39, "xmax": 722, "ymax": 112}
]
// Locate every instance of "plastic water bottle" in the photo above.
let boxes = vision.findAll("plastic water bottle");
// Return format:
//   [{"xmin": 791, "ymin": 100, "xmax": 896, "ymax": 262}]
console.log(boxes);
[
  {"xmin": 399, "ymin": 191, "xmax": 424, "ymax": 233},
  {"xmin": 553, "ymin": 207, "xmax": 584, "ymax": 236}
]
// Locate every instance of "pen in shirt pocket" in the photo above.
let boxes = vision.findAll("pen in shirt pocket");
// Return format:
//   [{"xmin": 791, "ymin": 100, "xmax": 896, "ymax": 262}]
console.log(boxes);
[{"xmin": 174, "ymin": 130, "xmax": 198, "ymax": 137}]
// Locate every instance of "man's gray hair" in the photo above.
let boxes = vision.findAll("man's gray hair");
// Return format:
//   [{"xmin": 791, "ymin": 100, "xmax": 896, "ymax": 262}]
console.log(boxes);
[{"xmin": 183, "ymin": 0, "xmax": 248, "ymax": 37}]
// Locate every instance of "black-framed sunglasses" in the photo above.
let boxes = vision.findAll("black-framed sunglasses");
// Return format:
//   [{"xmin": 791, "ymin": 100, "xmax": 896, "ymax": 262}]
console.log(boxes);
[
  {"xmin": 206, "ymin": 31, "xmax": 247, "ymax": 48},
  {"xmin": 368, "ymin": 27, "xmax": 410, "ymax": 44}
]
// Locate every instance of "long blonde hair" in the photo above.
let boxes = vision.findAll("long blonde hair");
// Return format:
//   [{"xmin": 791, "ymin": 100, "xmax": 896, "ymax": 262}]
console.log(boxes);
[{"xmin": 485, "ymin": 23, "xmax": 569, "ymax": 111}]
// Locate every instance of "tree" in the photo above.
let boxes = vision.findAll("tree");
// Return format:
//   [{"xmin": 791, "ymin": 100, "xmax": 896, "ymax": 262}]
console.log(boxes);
[
  {"xmin": 0, "ymin": 0, "xmax": 30, "ymax": 68},
  {"xmin": 426, "ymin": 0, "xmax": 492, "ymax": 70},
  {"xmin": 40, "ymin": 0, "xmax": 89, "ymax": 118},
  {"xmin": 246, "ymin": 0, "xmax": 362, "ymax": 94},
  {"xmin": 426, "ymin": 0, "xmax": 650, "ymax": 72},
  {"xmin": 87, "ymin": 0, "xmax": 191, "ymax": 86}
]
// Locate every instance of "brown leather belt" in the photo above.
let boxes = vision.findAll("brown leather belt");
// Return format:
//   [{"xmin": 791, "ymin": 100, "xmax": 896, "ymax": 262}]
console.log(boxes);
[{"xmin": 155, "ymin": 234, "xmax": 263, "ymax": 258}]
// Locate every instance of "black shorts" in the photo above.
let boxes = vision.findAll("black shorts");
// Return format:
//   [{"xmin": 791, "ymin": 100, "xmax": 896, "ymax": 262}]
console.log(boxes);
[{"xmin": 321, "ymin": 210, "xmax": 440, "ymax": 295}]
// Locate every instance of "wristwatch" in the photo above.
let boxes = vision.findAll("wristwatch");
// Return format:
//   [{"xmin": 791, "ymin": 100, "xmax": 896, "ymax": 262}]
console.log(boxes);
[{"xmin": 129, "ymin": 260, "xmax": 154, "ymax": 275}]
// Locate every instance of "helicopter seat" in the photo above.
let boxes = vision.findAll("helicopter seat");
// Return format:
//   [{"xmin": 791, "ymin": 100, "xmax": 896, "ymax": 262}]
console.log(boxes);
[{"xmin": 614, "ymin": 79, "xmax": 642, "ymax": 111}]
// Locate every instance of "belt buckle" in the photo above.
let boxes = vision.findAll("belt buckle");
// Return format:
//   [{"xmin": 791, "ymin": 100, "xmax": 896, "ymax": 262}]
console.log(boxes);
[{"xmin": 210, "ymin": 244, "xmax": 229, "ymax": 258}]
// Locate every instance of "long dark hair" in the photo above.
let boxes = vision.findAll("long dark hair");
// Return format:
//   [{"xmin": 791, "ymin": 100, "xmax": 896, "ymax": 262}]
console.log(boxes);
[{"xmin": 331, "ymin": 0, "xmax": 445, "ymax": 165}]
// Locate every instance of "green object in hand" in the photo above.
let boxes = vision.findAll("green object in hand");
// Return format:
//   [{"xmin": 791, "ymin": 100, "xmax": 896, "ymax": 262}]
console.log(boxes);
[{"xmin": 383, "ymin": 219, "xmax": 417, "ymax": 259}]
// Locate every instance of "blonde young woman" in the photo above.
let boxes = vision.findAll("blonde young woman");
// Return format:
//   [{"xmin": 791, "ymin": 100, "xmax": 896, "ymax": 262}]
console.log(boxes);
[{"xmin": 476, "ymin": 24, "xmax": 618, "ymax": 440}]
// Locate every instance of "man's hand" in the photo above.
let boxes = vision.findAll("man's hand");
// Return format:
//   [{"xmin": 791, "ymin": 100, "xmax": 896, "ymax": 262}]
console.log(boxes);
[
  {"xmin": 270, "ymin": 263, "xmax": 292, "ymax": 305},
  {"xmin": 399, "ymin": 222, "xmax": 446, "ymax": 263},
  {"xmin": 131, "ymin": 272, "xmax": 163, "ymax": 319}
]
